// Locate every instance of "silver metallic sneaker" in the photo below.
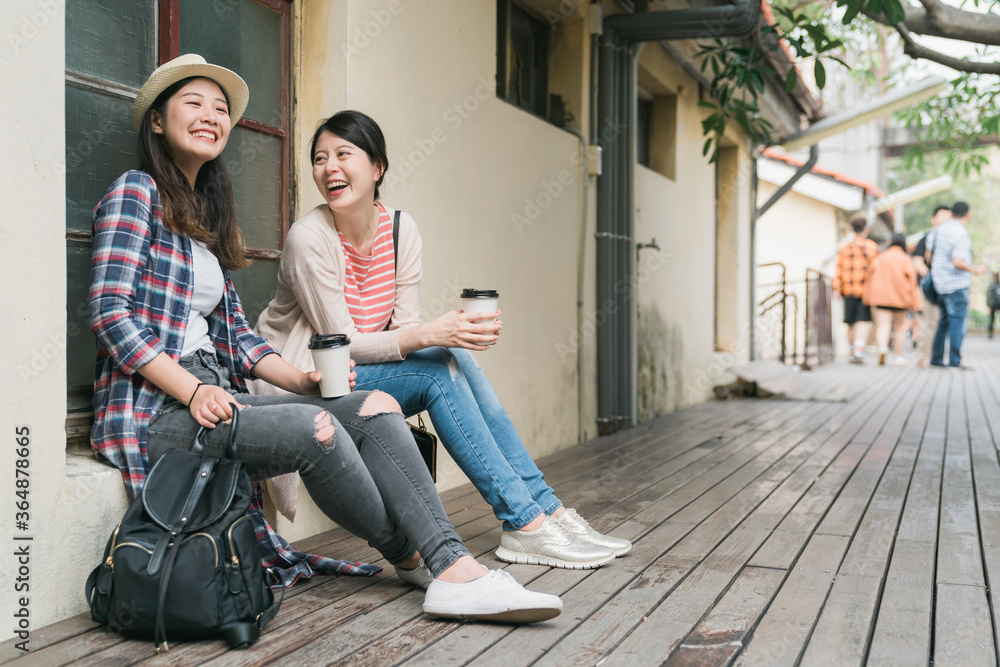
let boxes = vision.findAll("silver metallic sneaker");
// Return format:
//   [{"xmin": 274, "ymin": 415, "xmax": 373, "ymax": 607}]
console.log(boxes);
[
  {"xmin": 557, "ymin": 508, "xmax": 632, "ymax": 556},
  {"xmin": 395, "ymin": 558, "xmax": 434, "ymax": 589},
  {"xmin": 496, "ymin": 515, "xmax": 616, "ymax": 569}
]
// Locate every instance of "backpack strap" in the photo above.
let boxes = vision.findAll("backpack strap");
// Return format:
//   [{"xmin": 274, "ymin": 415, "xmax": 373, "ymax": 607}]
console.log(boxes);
[{"xmin": 392, "ymin": 209, "xmax": 400, "ymax": 268}]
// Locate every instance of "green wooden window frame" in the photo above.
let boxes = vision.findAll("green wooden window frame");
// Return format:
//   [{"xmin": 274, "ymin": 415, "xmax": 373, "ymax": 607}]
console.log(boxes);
[
  {"xmin": 496, "ymin": 0, "xmax": 550, "ymax": 120},
  {"xmin": 65, "ymin": 0, "xmax": 291, "ymax": 446}
]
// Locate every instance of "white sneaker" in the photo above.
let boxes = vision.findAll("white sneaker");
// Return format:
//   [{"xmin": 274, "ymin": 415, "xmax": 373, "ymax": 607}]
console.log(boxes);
[
  {"xmin": 395, "ymin": 558, "xmax": 434, "ymax": 589},
  {"xmin": 496, "ymin": 515, "xmax": 616, "ymax": 569},
  {"xmin": 557, "ymin": 508, "xmax": 632, "ymax": 556},
  {"xmin": 422, "ymin": 569, "xmax": 563, "ymax": 623},
  {"xmin": 892, "ymin": 356, "xmax": 909, "ymax": 367}
]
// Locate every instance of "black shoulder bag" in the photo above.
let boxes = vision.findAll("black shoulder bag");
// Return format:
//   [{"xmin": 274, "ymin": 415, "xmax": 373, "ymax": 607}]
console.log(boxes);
[{"xmin": 86, "ymin": 408, "xmax": 283, "ymax": 653}]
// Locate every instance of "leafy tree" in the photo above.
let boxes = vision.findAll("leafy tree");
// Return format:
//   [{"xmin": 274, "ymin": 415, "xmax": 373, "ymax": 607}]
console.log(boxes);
[{"xmin": 697, "ymin": 0, "xmax": 1000, "ymax": 172}]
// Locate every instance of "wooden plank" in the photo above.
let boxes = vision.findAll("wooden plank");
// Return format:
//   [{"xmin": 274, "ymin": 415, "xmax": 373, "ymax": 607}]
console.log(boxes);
[
  {"xmin": 0, "ymin": 613, "xmax": 101, "ymax": 663},
  {"xmin": 666, "ymin": 404, "xmax": 841, "ymax": 560},
  {"xmin": 934, "ymin": 583, "xmax": 996, "ymax": 665},
  {"xmin": 734, "ymin": 534, "xmax": 849, "ymax": 666},
  {"xmin": 867, "ymin": 539, "xmax": 935, "ymax": 666},
  {"xmin": 835, "ymin": 374, "xmax": 934, "ymax": 578},
  {"xmin": 603, "ymin": 529, "xmax": 774, "ymax": 664},
  {"xmin": 664, "ymin": 567, "xmax": 784, "ymax": 667},
  {"xmin": 813, "ymin": 376, "xmax": 922, "ymax": 539},
  {"xmin": 747, "ymin": 444, "xmax": 868, "ymax": 569},
  {"xmin": 0, "ymin": 627, "xmax": 125, "ymax": 667},
  {"xmin": 967, "ymin": 365, "xmax": 1000, "ymax": 659},
  {"xmin": 798, "ymin": 574, "xmax": 881, "ymax": 667},
  {"xmin": 895, "ymin": 372, "xmax": 946, "ymax": 544},
  {"xmin": 936, "ymin": 375, "xmax": 985, "ymax": 587},
  {"xmin": 748, "ymin": 368, "xmax": 915, "ymax": 570}
]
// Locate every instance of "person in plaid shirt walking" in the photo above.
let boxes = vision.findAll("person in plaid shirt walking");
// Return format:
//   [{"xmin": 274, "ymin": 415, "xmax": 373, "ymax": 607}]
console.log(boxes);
[
  {"xmin": 833, "ymin": 219, "xmax": 879, "ymax": 364},
  {"xmin": 926, "ymin": 201, "xmax": 987, "ymax": 368}
]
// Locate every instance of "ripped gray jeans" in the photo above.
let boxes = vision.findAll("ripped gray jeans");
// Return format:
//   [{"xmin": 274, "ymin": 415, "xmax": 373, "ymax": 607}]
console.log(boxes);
[{"xmin": 145, "ymin": 350, "xmax": 469, "ymax": 577}]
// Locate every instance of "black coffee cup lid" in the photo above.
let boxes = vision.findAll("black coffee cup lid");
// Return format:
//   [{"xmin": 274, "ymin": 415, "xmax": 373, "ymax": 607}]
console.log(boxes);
[
  {"xmin": 461, "ymin": 288, "xmax": 499, "ymax": 298},
  {"xmin": 309, "ymin": 333, "xmax": 350, "ymax": 349}
]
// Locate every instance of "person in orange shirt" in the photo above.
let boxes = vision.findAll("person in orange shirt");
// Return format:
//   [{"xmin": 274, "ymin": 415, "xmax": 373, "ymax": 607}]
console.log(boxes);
[
  {"xmin": 863, "ymin": 234, "xmax": 921, "ymax": 366},
  {"xmin": 833, "ymin": 219, "xmax": 879, "ymax": 364}
]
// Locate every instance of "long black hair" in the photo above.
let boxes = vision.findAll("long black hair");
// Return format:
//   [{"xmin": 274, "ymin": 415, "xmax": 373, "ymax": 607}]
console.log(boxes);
[
  {"xmin": 137, "ymin": 76, "xmax": 249, "ymax": 270},
  {"xmin": 310, "ymin": 110, "xmax": 389, "ymax": 202}
]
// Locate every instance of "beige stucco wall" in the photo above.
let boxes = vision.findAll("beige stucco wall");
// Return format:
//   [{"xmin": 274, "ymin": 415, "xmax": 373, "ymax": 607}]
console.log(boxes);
[
  {"xmin": 755, "ymin": 182, "xmax": 847, "ymax": 361},
  {"xmin": 633, "ymin": 49, "xmax": 752, "ymax": 420}
]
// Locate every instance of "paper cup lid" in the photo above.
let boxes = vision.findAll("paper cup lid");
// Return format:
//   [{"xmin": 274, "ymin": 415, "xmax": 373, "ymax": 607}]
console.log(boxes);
[
  {"xmin": 309, "ymin": 333, "xmax": 350, "ymax": 349},
  {"xmin": 461, "ymin": 289, "xmax": 499, "ymax": 298}
]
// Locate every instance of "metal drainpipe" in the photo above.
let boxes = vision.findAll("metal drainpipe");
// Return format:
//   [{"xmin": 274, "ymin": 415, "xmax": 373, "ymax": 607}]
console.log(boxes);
[
  {"xmin": 594, "ymin": 0, "xmax": 761, "ymax": 434},
  {"xmin": 564, "ymin": 126, "xmax": 589, "ymax": 445}
]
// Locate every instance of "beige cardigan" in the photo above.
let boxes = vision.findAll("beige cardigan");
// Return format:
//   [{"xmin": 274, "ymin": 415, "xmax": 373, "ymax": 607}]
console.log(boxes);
[
  {"xmin": 251, "ymin": 203, "xmax": 422, "ymax": 519},
  {"xmin": 254, "ymin": 203, "xmax": 422, "ymax": 372}
]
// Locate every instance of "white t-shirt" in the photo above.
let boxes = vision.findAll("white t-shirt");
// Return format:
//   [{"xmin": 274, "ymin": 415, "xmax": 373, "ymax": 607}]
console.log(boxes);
[{"xmin": 181, "ymin": 240, "xmax": 225, "ymax": 357}]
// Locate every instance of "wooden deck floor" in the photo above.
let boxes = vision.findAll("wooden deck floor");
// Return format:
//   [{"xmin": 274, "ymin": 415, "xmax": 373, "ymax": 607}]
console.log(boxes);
[{"xmin": 6, "ymin": 335, "xmax": 1000, "ymax": 666}]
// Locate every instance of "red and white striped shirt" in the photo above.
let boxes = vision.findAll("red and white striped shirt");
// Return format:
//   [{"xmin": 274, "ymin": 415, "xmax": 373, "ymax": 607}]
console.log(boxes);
[{"xmin": 338, "ymin": 202, "xmax": 396, "ymax": 332}]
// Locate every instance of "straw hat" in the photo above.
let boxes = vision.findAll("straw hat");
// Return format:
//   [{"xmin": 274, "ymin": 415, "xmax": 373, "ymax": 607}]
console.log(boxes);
[{"xmin": 131, "ymin": 54, "xmax": 249, "ymax": 132}]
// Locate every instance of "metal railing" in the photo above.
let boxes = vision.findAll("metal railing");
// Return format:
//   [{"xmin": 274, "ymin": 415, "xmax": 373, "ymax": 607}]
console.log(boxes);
[
  {"xmin": 756, "ymin": 262, "xmax": 798, "ymax": 364},
  {"xmin": 803, "ymin": 269, "xmax": 834, "ymax": 368}
]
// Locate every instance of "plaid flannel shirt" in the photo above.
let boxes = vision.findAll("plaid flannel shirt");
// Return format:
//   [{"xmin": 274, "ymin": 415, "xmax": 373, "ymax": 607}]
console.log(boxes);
[
  {"xmin": 832, "ymin": 236, "xmax": 878, "ymax": 298},
  {"xmin": 927, "ymin": 219, "xmax": 973, "ymax": 295},
  {"xmin": 90, "ymin": 171, "xmax": 379, "ymax": 585}
]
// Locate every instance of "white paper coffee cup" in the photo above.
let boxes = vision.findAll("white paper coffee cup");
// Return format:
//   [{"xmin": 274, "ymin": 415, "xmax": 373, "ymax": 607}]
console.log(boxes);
[
  {"xmin": 309, "ymin": 334, "xmax": 351, "ymax": 398},
  {"xmin": 461, "ymin": 288, "xmax": 499, "ymax": 325}
]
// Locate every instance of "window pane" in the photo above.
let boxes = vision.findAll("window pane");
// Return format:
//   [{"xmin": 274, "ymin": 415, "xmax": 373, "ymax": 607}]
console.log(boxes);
[
  {"xmin": 67, "ymin": 245, "xmax": 99, "ymax": 394},
  {"xmin": 231, "ymin": 259, "xmax": 280, "ymax": 326},
  {"xmin": 180, "ymin": 0, "xmax": 283, "ymax": 126},
  {"xmin": 66, "ymin": 0, "xmax": 156, "ymax": 88},
  {"xmin": 226, "ymin": 126, "xmax": 282, "ymax": 250},
  {"xmin": 507, "ymin": 4, "xmax": 547, "ymax": 117},
  {"xmin": 66, "ymin": 86, "xmax": 137, "ymax": 233}
]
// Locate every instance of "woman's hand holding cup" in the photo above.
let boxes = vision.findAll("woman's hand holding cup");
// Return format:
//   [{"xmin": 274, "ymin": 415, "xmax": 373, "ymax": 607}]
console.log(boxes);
[
  {"xmin": 425, "ymin": 309, "xmax": 500, "ymax": 350},
  {"xmin": 304, "ymin": 360, "xmax": 357, "ymax": 395}
]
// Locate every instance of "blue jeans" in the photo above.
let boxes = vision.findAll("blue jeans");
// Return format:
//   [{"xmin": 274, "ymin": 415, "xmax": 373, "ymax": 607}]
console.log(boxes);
[
  {"xmin": 354, "ymin": 347, "xmax": 562, "ymax": 531},
  {"xmin": 932, "ymin": 287, "xmax": 970, "ymax": 367}
]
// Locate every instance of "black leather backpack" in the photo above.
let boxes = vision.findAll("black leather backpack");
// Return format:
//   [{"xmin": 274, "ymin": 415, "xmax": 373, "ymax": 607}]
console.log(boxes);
[{"xmin": 86, "ymin": 409, "xmax": 282, "ymax": 652}]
